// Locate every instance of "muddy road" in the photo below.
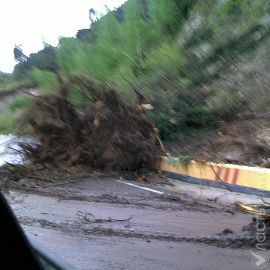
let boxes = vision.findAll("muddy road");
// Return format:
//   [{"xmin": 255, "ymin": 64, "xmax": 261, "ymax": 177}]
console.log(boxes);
[{"xmin": 3, "ymin": 176, "xmax": 258, "ymax": 270}]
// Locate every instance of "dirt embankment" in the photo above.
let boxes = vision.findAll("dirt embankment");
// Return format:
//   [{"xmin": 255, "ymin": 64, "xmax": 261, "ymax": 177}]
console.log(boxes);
[{"xmin": 166, "ymin": 114, "xmax": 270, "ymax": 167}]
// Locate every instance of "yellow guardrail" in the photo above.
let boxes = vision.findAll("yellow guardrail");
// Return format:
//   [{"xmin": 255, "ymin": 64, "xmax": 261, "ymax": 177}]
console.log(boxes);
[{"xmin": 157, "ymin": 156, "xmax": 270, "ymax": 191}]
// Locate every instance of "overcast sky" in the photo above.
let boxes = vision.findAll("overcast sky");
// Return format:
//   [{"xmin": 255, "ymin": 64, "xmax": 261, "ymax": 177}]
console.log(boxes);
[{"xmin": 0, "ymin": 0, "xmax": 126, "ymax": 73}]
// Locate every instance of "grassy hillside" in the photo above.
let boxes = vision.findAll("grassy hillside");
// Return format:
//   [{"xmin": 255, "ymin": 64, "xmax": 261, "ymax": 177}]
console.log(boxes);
[{"xmin": 2, "ymin": 0, "xmax": 270, "ymax": 139}]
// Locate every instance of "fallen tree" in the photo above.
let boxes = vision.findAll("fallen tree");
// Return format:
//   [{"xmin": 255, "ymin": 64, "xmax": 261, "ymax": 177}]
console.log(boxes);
[{"xmin": 18, "ymin": 76, "xmax": 158, "ymax": 171}]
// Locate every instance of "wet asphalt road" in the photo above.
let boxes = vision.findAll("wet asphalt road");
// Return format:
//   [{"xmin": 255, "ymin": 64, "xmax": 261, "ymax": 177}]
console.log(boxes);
[{"xmin": 4, "ymin": 177, "xmax": 259, "ymax": 270}]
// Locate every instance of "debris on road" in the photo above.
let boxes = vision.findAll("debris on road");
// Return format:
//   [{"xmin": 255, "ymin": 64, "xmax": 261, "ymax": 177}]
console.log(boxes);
[
  {"xmin": 77, "ymin": 210, "xmax": 132, "ymax": 224},
  {"xmin": 18, "ymin": 76, "xmax": 158, "ymax": 171},
  {"xmin": 236, "ymin": 201, "xmax": 270, "ymax": 217},
  {"xmin": 236, "ymin": 201, "xmax": 270, "ymax": 248}
]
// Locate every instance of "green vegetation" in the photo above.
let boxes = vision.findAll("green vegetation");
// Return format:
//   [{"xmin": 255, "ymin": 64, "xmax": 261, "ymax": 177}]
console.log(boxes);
[
  {"xmin": 2, "ymin": 0, "xmax": 270, "ymax": 137},
  {"xmin": 13, "ymin": 44, "xmax": 58, "ymax": 80},
  {"xmin": 0, "ymin": 95, "xmax": 33, "ymax": 134},
  {"xmin": 164, "ymin": 155, "xmax": 192, "ymax": 168},
  {"xmin": 7, "ymin": 95, "xmax": 33, "ymax": 112},
  {"xmin": 0, "ymin": 113, "xmax": 17, "ymax": 134},
  {"xmin": 0, "ymin": 72, "xmax": 12, "ymax": 91},
  {"xmin": 28, "ymin": 69, "xmax": 59, "ymax": 94}
]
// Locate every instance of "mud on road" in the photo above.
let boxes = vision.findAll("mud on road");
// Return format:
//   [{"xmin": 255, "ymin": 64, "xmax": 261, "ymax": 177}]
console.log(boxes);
[{"xmin": 2, "ymin": 175, "xmax": 259, "ymax": 270}]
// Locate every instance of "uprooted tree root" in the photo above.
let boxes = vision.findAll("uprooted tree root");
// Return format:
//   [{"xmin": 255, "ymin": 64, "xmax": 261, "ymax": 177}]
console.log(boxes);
[{"xmin": 18, "ymin": 76, "xmax": 158, "ymax": 171}]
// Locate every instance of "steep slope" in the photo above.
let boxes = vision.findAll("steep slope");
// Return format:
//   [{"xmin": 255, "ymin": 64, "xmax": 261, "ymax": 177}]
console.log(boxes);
[{"xmin": 3, "ymin": 0, "xmax": 270, "ymax": 165}]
